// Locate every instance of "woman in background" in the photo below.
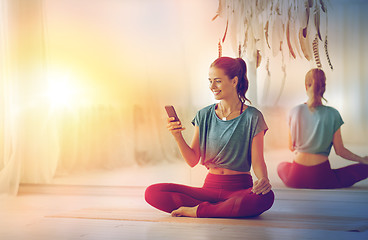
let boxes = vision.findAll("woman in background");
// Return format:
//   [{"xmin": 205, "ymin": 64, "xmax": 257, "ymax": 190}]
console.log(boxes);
[
  {"xmin": 145, "ymin": 57, "xmax": 274, "ymax": 218},
  {"xmin": 278, "ymin": 68, "xmax": 368, "ymax": 189}
]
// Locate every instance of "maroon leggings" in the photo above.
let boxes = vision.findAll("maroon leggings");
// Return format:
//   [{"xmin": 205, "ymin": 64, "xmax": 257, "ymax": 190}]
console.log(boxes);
[
  {"xmin": 277, "ymin": 160, "xmax": 368, "ymax": 189},
  {"xmin": 144, "ymin": 173, "xmax": 274, "ymax": 218}
]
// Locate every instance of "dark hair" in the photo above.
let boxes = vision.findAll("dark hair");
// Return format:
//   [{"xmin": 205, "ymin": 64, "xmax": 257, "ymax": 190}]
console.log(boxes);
[
  {"xmin": 305, "ymin": 68, "xmax": 327, "ymax": 110},
  {"xmin": 210, "ymin": 57, "xmax": 251, "ymax": 103}
]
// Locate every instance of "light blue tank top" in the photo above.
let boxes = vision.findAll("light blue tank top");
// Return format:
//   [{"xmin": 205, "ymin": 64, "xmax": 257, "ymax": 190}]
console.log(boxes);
[
  {"xmin": 191, "ymin": 104, "xmax": 268, "ymax": 172},
  {"xmin": 289, "ymin": 104, "xmax": 344, "ymax": 156}
]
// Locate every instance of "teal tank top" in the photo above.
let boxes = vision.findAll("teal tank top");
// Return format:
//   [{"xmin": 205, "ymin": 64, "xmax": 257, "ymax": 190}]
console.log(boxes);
[
  {"xmin": 191, "ymin": 104, "xmax": 268, "ymax": 172},
  {"xmin": 289, "ymin": 104, "xmax": 344, "ymax": 156}
]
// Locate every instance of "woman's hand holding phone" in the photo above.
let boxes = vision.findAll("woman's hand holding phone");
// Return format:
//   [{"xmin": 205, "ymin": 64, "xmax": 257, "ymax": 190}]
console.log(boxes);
[{"xmin": 165, "ymin": 105, "xmax": 185, "ymax": 136}]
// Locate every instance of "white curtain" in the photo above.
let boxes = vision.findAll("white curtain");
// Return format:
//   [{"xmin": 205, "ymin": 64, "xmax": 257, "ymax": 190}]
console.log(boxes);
[{"xmin": 0, "ymin": 0, "xmax": 222, "ymax": 195}]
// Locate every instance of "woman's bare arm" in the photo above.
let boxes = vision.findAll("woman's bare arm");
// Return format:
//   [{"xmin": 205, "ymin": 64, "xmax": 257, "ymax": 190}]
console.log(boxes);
[
  {"xmin": 167, "ymin": 117, "xmax": 200, "ymax": 167},
  {"xmin": 251, "ymin": 132, "xmax": 272, "ymax": 195},
  {"xmin": 333, "ymin": 128, "xmax": 368, "ymax": 164},
  {"xmin": 288, "ymin": 130, "xmax": 295, "ymax": 152}
]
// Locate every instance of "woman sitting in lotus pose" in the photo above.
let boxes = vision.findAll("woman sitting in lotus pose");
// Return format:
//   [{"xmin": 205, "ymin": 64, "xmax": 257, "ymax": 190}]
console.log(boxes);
[
  {"xmin": 145, "ymin": 57, "xmax": 274, "ymax": 218},
  {"xmin": 278, "ymin": 68, "xmax": 368, "ymax": 189}
]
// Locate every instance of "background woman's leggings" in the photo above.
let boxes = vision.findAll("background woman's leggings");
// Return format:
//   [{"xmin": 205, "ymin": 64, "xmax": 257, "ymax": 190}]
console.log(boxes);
[
  {"xmin": 277, "ymin": 160, "xmax": 368, "ymax": 189},
  {"xmin": 145, "ymin": 173, "xmax": 274, "ymax": 218}
]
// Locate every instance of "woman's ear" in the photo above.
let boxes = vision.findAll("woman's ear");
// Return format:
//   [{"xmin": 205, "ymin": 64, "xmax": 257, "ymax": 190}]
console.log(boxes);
[{"xmin": 232, "ymin": 76, "xmax": 238, "ymax": 88}]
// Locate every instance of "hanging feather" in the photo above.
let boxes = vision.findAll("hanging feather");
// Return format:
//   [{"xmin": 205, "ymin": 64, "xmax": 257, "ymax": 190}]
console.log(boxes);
[
  {"xmin": 312, "ymin": 35, "xmax": 322, "ymax": 68},
  {"xmin": 245, "ymin": 27, "xmax": 256, "ymax": 61},
  {"xmin": 271, "ymin": 14, "xmax": 284, "ymax": 57},
  {"xmin": 286, "ymin": 8, "xmax": 296, "ymax": 59},
  {"xmin": 211, "ymin": 0, "xmax": 330, "ymax": 64},
  {"xmin": 308, "ymin": 0, "xmax": 314, "ymax": 8},
  {"xmin": 302, "ymin": 0, "xmax": 311, "ymax": 38},
  {"xmin": 314, "ymin": 1, "xmax": 322, "ymax": 41},
  {"xmin": 238, "ymin": 43, "xmax": 242, "ymax": 58},
  {"xmin": 323, "ymin": 0, "xmax": 333, "ymax": 70},
  {"xmin": 264, "ymin": 20, "xmax": 271, "ymax": 49},
  {"xmin": 262, "ymin": 58, "xmax": 271, "ymax": 104},
  {"xmin": 324, "ymin": 36, "xmax": 333, "ymax": 70},
  {"xmin": 222, "ymin": 19, "xmax": 229, "ymax": 43},
  {"xmin": 299, "ymin": 28, "xmax": 312, "ymax": 61},
  {"xmin": 290, "ymin": 3, "xmax": 303, "ymax": 58},
  {"xmin": 256, "ymin": 50, "xmax": 262, "ymax": 68},
  {"xmin": 274, "ymin": 45, "xmax": 287, "ymax": 106},
  {"xmin": 212, "ymin": 0, "xmax": 226, "ymax": 21},
  {"xmin": 319, "ymin": 0, "xmax": 326, "ymax": 12}
]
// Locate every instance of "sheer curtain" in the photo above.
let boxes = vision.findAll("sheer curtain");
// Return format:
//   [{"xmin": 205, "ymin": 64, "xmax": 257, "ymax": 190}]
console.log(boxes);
[
  {"xmin": 0, "ymin": 0, "xmax": 59, "ymax": 195},
  {"xmin": 0, "ymin": 0, "xmax": 221, "ymax": 195}
]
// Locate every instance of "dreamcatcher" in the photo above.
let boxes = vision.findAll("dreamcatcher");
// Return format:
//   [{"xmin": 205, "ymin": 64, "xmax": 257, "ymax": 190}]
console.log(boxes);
[
  {"xmin": 213, "ymin": 0, "xmax": 333, "ymax": 105},
  {"xmin": 213, "ymin": 0, "xmax": 332, "ymax": 69}
]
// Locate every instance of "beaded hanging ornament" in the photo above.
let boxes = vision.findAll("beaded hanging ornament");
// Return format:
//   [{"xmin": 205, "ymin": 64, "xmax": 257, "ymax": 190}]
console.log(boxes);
[{"xmin": 218, "ymin": 39, "xmax": 222, "ymax": 58}]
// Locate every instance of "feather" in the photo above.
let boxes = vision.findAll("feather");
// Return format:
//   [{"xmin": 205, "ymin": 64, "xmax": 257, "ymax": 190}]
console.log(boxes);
[
  {"xmin": 264, "ymin": 20, "xmax": 271, "ymax": 49},
  {"xmin": 262, "ymin": 58, "xmax": 271, "ymax": 104},
  {"xmin": 319, "ymin": 0, "xmax": 326, "ymax": 12},
  {"xmin": 308, "ymin": 0, "xmax": 314, "ymax": 8},
  {"xmin": 245, "ymin": 26, "xmax": 255, "ymax": 61},
  {"xmin": 286, "ymin": 7, "xmax": 296, "ymax": 59},
  {"xmin": 212, "ymin": 14, "xmax": 219, "ymax": 21},
  {"xmin": 314, "ymin": 2, "xmax": 322, "ymax": 41},
  {"xmin": 299, "ymin": 28, "xmax": 312, "ymax": 61},
  {"xmin": 222, "ymin": 20, "xmax": 228, "ymax": 43},
  {"xmin": 324, "ymin": 36, "xmax": 333, "ymax": 70},
  {"xmin": 286, "ymin": 20, "xmax": 296, "ymax": 59},
  {"xmin": 291, "ymin": 20, "xmax": 303, "ymax": 58},
  {"xmin": 213, "ymin": 0, "xmax": 226, "ymax": 20},
  {"xmin": 303, "ymin": 0, "xmax": 311, "ymax": 38},
  {"xmin": 271, "ymin": 14, "xmax": 284, "ymax": 57},
  {"xmin": 256, "ymin": 50, "xmax": 262, "ymax": 68},
  {"xmin": 312, "ymin": 35, "xmax": 322, "ymax": 68}
]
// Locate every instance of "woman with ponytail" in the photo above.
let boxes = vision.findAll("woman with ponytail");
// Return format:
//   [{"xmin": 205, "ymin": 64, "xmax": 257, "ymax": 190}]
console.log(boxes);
[
  {"xmin": 145, "ymin": 57, "xmax": 274, "ymax": 218},
  {"xmin": 277, "ymin": 68, "xmax": 368, "ymax": 189}
]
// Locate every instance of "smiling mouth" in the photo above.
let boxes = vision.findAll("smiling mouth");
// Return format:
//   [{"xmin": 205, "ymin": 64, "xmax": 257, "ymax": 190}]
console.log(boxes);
[{"xmin": 212, "ymin": 90, "xmax": 221, "ymax": 95}]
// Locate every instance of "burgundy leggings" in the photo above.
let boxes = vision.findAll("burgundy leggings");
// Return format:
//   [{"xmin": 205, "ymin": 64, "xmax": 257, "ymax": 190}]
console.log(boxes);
[
  {"xmin": 145, "ymin": 173, "xmax": 274, "ymax": 218},
  {"xmin": 277, "ymin": 160, "xmax": 368, "ymax": 189}
]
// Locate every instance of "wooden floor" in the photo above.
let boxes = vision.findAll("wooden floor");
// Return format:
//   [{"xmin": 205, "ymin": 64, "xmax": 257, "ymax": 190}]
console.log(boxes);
[{"xmin": 0, "ymin": 184, "xmax": 367, "ymax": 240}]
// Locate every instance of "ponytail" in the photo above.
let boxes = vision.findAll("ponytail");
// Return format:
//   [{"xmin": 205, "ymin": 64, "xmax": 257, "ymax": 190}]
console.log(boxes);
[
  {"xmin": 235, "ymin": 58, "xmax": 251, "ymax": 104},
  {"xmin": 305, "ymin": 68, "xmax": 327, "ymax": 110}
]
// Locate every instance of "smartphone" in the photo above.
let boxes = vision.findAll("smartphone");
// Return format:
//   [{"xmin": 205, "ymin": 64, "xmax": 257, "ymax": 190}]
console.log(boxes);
[{"xmin": 165, "ymin": 105, "xmax": 179, "ymax": 122}]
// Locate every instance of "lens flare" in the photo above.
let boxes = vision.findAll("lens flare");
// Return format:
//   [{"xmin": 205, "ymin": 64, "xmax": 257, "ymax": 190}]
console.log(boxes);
[{"xmin": 46, "ymin": 70, "xmax": 79, "ymax": 108}]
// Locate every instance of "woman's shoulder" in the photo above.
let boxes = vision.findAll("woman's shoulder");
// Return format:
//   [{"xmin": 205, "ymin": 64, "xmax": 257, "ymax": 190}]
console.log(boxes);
[
  {"xmin": 291, "ymin": 103, "xmax": 307, "ymax": 111},
  {"xmin": 318, "ymin": 105, "xmax": 342, "ymax": 117},
  {"xmin": 194, "ymin": 104, "xmax": 216, "ymax": 119},
  {"xmin": 197, "ymin": 103, "xmax": 216, "ymax": 114},
  {"xmin": 320, "ymin": 105, "xmax": 339, "ymax": 112},
  {"xmin": 243, "ymin": 105, "xmax": 265, "ymax": 119},
  {"xmin": 289, "ymin": 103, "xmax": 308, "ymax": 116}
]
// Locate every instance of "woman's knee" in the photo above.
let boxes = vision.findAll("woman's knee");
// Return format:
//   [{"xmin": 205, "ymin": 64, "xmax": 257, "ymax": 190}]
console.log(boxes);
[
  {"xmin": 144, "ymin": 183, "xmax": 164, "ymax": 204},
  {"xmin": 257, "ymin": 190, "xmax": 275, "ymax": 212},
  {"xmin": 277, "ymin": 162, "xmax": 291, "ymax": 182},
  {"xmin": 235, "ymin": 189, "xmax": 275, "ymax": 217}
]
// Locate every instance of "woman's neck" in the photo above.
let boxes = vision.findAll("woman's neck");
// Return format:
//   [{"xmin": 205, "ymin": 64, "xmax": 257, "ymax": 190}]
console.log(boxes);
[
  {"xmin": 306, "ymin": 97, "xmax": 322, "ymax": 106},
  {"xmin": 220, "ymin": 97, "xmax": 242, "ymax": 114}
]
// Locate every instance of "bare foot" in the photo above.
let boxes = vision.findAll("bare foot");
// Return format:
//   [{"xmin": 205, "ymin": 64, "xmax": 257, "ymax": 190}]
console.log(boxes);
[{"xmin": 171, "ymin": 205, "xmax": 198, "ymax": 218}]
